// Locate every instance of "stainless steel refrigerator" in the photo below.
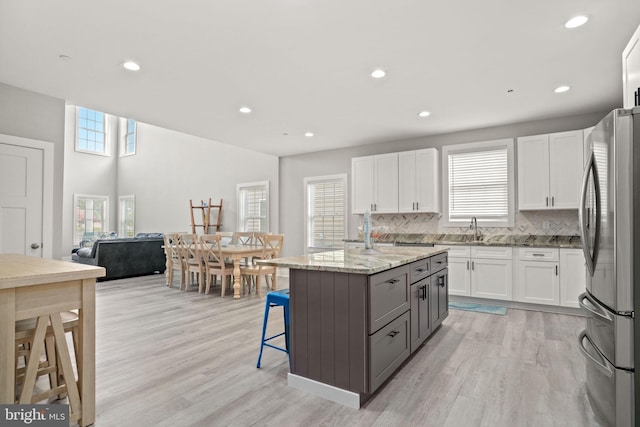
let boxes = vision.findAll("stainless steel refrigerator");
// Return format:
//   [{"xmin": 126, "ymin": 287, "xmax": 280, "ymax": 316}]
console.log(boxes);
[{"xmin": 578, "ymin": 107, "xmax": 639, "ymax": 427}]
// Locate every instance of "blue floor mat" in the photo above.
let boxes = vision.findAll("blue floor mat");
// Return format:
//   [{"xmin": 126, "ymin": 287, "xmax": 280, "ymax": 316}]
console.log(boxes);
[{"xmin": 449, "ymin": 301, "xmax": 507, "ymax": 315}]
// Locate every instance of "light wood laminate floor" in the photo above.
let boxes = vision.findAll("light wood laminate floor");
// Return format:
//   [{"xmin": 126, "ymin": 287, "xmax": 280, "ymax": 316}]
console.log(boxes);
[{"xmin": 90, "ymin": 274, "xmax": 601, "ymax": 427}]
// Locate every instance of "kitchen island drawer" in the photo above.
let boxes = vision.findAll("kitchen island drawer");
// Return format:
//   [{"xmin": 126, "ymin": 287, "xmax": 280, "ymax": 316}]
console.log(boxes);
[
  {"xmin": 369, "ymin": 266, "xmax": 409, "ymax": 333},
  {"xmin": 369, "ymin": 311, "xmax": 410, "ymax": 393},
  {"xmin": 409, "ymin": 258, "xmax": 431, "ymax": 283},
  {"xmin": 431, "ymin": 252, "xmax": 448, "ymax": 274}
]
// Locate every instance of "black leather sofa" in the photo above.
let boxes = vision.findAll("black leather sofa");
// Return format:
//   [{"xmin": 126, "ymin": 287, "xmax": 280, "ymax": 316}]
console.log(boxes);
[{"xmin": 72, "ymin": 233, "xmax": 166, "ymax": 281}]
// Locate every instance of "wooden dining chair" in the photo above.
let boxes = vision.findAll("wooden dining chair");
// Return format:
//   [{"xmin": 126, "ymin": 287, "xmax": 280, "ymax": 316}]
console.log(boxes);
[
  {"xmin": 199, "ymin": 234, "xmax": 235, "ymax": 296},
  {"xmin": 177, "ymin": 233, "xmax": 204, "ymax": 292},
  {"xmin": 163, "ymin": 233, "xmax": 183, "ymax": 288},
  {"xmin": 240, "ymin": 234, "xmax": 284, "ymax": 297}
]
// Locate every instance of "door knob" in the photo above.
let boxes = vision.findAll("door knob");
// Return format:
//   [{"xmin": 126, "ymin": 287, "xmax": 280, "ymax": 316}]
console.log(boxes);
[{"xmin": 31, "ymin": 243, "xmax": 40, "ymax": 249}]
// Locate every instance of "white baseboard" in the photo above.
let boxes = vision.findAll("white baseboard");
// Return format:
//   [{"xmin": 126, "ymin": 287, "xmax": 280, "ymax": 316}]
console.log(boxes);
[{"xmin": 288, "ymin": 373, "xmax": 361, "ymax": 409}]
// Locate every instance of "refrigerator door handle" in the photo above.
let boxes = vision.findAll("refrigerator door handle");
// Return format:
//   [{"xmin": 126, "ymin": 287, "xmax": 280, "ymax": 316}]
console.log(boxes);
[
  {"xmin": 578, "ymin": 150, "xmax": 601, "ymax": 276},
  {"xmin": 578, "ymin": 292, "xmax": 613, "ymax": 322},
  {"xmin": 578, "ymin": 330, "xmax": 614, "ymax": 377}
]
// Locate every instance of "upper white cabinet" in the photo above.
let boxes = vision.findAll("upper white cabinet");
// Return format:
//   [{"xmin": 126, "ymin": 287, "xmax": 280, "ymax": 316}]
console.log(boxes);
[
  {"xmin": 352, "ymin": 153, "xmax": 398, "ymax": 214},
  {"xmin": 398, "ymin": 148, "xmax": 440, "ymax": 213},
  {"xmin": 517, "ymin": 130, "xmax": 584, "ymax": 210},
  {"xmin": 623, "ymin": 23, "xmax": 640, "ymax": 108}
]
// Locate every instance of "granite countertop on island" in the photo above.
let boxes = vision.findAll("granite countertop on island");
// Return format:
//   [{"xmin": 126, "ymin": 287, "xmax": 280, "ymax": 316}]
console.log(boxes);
[
  {"xmin": 348, "ymin": 233, "xmax": 582, "ymax": 249},
  {"xmin": 257, "ymin": 246, "xmax": 447, "ymax": 275}
]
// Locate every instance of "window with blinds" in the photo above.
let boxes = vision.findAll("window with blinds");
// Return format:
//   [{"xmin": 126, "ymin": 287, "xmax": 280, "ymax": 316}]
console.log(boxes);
[
  {"xmin": 305, "ymin": 175, "xmax": 347, "ymax": 253},
  {"xmin": 237, "ymin": 182, "xmax": 269, "ymax": 232},
  {"xmin": 442, "ymin": 139, "xmax": 514, "ymax": 226}
]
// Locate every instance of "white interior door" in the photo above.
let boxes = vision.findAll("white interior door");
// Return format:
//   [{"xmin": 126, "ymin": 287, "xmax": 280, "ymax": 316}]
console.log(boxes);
[{"xmin": 0, "ymin": 142, "xmax": 44, "ymax": 256}]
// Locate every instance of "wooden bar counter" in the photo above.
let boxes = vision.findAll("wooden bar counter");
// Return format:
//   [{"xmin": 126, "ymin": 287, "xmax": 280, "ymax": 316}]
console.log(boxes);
[{"xmin": 0, "ymin": 254, "xmax": 105, "ymax": 426}]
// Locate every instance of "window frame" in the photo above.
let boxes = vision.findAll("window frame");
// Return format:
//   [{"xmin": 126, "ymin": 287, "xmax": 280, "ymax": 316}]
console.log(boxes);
[
  {"xmin": 118, "ymin": 195, "xmax": 135, "ymax": 238},
  {"xmin": 73, "ymin": 194, "xmax": 110, "ymax": 245},
  {"xmin": 442, "ymin": 138, "xmax": 515, "ymax": 227},
  {"xmin": 121, "ymin": 118, "xmax": 137, "ymax": 157},
  {"xmin": 75, "ymin": 107, "xmax": 109, "ymax": 156},
  {"xmin": 236, "ymin": 181, "xmax": 269, "ymax": 233},
  {"xmin": 304, "ymin": 174, "xmax": 348, "ymax": 254}
]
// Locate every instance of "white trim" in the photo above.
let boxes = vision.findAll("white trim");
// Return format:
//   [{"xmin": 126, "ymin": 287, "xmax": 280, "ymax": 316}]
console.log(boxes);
[
  {"xmin": 0, "ymin": 134, "xmax": 54, "ymax": 258},
  {"xmin": 287, "ymin": 373, "xmax": 361, "ymax": 409},
  {"xmin": 73, "ymin": 193, "xmax": 110, "ymax": 244},
  {"xmin": 303, "ymin": 173, "xmax": 348, "ymax": 254},
  {"xmin": 236, "ymin": 181, "xmax": 270, "ymax": 232},
  {"xmin": 441, "ymin": 138, "xmax": 515, "ymax": 227},
  {"xmin": 118, "ymin": 195, "xmax": 135, "ymax": 237},
  {"xmin": 75, "ymin": 106, "xmax": 110, "ymax": 157}
]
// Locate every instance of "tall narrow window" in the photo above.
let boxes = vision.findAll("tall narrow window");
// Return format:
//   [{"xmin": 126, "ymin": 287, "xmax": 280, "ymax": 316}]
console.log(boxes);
[
  {"xmin": 119, "ymin": 195, "xmax": 135, "ymax": 237},
  {"xmin": 237, "ymin": 181, "xmax": 269, "ymax": 232},
  {"xmin": 76, "ymin": 107, "xmax": 107, "ymax": 154},
  {"xmin": 123, "ymin": 118, "xmax": 137, "ymax": 156},
  {"xmin": 305, "ymin": 174, "xmax": 347, "ymax": 253},
  {"xmin": 442, "ymin": 139, "xmax": 514, "ymax": 227},
  {"xmin": 73, "ymin": 194, "xmax": 109, "ymax": 245}
]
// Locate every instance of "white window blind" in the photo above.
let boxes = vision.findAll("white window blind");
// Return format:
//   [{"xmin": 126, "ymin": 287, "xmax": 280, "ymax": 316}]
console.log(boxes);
[
  {"xmin": 237, "ymin": 182, "xmax": 269, "ymax": 232},
  {"xmin": 306, "ymin": 175, "xmax": 346, "ymax": 252},
  {"xmin": 443, "ymin": 138, "xmax": 514, "ymax": 226}
]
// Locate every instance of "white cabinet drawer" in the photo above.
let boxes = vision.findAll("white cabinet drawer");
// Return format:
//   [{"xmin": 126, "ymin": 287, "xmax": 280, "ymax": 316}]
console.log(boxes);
[
  {"xmin": 471, "ymin": 246, "xmax": 512, "ymax": 260},
  {"xmin": 518, "ymin": 247, "xmax": 559, "ymax": 262},
  {"xmin": 438, "ymin": 245, "xmax": 470, "ymax": 258}
]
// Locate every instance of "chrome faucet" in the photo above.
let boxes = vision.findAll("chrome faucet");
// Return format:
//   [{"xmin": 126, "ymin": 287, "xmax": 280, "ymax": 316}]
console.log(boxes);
[{"xmin": 470, "ymin": 216, "xmax": 480, "ymax": 241}]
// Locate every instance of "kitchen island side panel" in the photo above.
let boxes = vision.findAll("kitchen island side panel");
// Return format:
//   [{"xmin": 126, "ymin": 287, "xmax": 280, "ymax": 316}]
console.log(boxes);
[{"xmin": 290, "ymin": 269, "xmax": 368, "ymax": 393}]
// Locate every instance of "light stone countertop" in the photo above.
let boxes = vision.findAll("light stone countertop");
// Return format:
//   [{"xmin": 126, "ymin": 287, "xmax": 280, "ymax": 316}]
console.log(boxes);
[
  {"xmin": 257, "ymin": 246, "xmax": 447, "ymax": 275},
  {"xmin": 348, "ymin": 233, "xmax": 582, "ymax": 249}
]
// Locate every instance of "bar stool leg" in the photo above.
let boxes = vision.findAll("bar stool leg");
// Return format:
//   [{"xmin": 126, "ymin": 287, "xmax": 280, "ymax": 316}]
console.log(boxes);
[{"xmin": 256, "ymin": 300, "xmax": 271, "ymax": 368}]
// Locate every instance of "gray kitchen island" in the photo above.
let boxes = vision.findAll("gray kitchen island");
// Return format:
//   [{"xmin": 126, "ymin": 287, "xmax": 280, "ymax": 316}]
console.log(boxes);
[{"xmin": 259, "ymin": 246, "xmax": 449, "ymax": 408}]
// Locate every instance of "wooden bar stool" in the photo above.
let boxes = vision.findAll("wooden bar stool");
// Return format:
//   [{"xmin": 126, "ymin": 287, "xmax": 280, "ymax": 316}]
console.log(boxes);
[
  {"xmin": 14, "ymin": 311, "xmax": 79, "ymax": 403},
  {"xmin": 257, "ymin": 289, "xmax": 290, "ymax": 368}
]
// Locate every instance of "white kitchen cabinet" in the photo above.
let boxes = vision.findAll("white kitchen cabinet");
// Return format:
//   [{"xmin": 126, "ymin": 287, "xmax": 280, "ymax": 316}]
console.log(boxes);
[
  {"xmin": 517, "ymin": 130, "xmax": 584, "ymax": 210},
  {"xmin": 559, "ymin": 248, "xmax": 586, "ymax": 308},
  {"xmin": 515, "ymin": 248, "xmax": 559, "ymax": 306},
  {"xmin": 623, "ymin": 23, "xmax": 640, "ymax": 109},
  {"xmin": 351, "ymin": 153, "xmax": 398, "ymax": 214},
  {"xmin": 438, "ymin": 245, "xmax": 512, "ymax": 300},
  {"xmin": 398, "ymin": 148, "xmax": 440, "ymax": 213},
  {"xmin": 583, "ymin": 126, "xmax": 595, "ymax": 168}
]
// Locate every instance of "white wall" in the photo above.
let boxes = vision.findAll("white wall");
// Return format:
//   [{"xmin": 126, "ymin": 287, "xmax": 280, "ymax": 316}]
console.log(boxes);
[
  {"xmin": 279, "ymin": 110, "xmax": 610, "ymax": 257},
  {"xmin": 116, "ymin": 122, "xmax": 279, "ymax": 236},
  {"xmin": 0, "ymin": 83, "xmax": 66, "ymax": 259}
]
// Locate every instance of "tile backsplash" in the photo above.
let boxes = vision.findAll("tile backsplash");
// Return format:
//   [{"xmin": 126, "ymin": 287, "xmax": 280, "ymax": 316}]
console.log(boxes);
[{"xmin": 363, "ymin": 210, "xmax": 580, "ymax": 236}]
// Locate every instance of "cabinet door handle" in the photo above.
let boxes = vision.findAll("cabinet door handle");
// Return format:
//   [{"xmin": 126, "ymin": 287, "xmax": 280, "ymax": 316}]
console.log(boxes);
[
  {"xmin": 472, "ymin": 261, "xmax": 475, "ymax": 270},
  {"xmin": 416, "ymin": 202, "xmax": 419, "ymax": 210},
  {"xmin": 388, "ymin": 330, "xmax": 400, "ymax": 338},
  {"xmin": 552, "ymin": 196, "xmax": 555, "ymax": 206},
  {"xmin": 466, "ymin": 260, "xmax": 469, "ymax": 270},
  {"xmin": 438, "ymin": 275, "xmax": 446, "ymax": 287},
  {"xmin": 556, "ymin": 265, "xmax": 558, "ymax": 276},
  {"xmin": 546, "ymin": 197, "xmax": 549, "ymax": 207}
]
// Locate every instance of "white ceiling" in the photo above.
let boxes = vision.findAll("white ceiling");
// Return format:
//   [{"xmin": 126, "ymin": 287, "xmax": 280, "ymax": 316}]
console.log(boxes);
[{"xmin": 1, "ymin": 1, "xmax": 639, "ymax": 157}]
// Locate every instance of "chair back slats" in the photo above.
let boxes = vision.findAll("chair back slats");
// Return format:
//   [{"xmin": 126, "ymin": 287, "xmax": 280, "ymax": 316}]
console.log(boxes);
[
  {"xmin": 261, "ymin": 234, "xmax": 284, "ymax": 260},
  {"xmin": 199, "ymin": 234, "xmax": 225, "ymax": 268}
]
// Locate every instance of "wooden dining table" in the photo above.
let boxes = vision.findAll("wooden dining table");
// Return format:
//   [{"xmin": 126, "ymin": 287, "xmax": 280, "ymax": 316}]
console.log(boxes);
[
  {"xmin": 0, "ymin": 254, "xmax": 105, "ymax": 426},
  {"xmin": 219, "ymin": 244, "xmax": 265, "ymax": 299}
]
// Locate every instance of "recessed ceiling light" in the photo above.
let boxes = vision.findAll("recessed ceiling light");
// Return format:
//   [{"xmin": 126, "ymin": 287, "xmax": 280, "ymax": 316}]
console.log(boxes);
[
  {"xmin": 304, "ymin": 132, "xmax": 314, "ymax": 137},
  {"xmin": 417, "ymin": 111, "xmax": 431, "ymax": 118},
  {"xmin": 554, "ymin": 85, "xmax": 571, "ymax": 93},
  {"xmin": 564, "ymin": 15, "xmax": 589, "ymax": 29},
  {"xmin": 371, "ymin": 69, "xmax": 386, "ymax": 79},
  {"xmin": 122, "ymin": 61, "xmax": 141, "ymax": 71},
  {"xmin": 239, "ymin": 106, "xmax": 252, "ymax": 114}
]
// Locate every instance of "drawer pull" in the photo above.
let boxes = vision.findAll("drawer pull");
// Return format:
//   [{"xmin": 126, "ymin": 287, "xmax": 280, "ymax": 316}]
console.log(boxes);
[
  {"xmin": 387, "ymin": 279, "xmax": 400, "ymax": 284},
  {"xmin": 532, "ymin": 253, "xmax": 545, "ymax": 257},
  {"xmin": 388, "ymin": 330, "xmax": 400, "ymax": 338}
]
